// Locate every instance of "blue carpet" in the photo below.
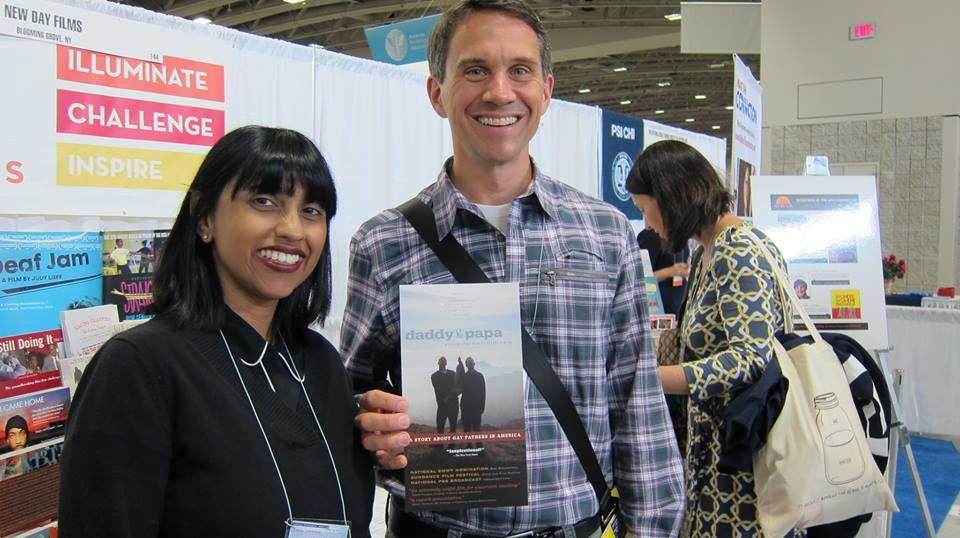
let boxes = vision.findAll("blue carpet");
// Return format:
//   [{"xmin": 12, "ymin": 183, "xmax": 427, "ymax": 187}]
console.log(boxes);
[{"xmin": 891, "ymin": 436, "xmax": 960, "ymax": 537}]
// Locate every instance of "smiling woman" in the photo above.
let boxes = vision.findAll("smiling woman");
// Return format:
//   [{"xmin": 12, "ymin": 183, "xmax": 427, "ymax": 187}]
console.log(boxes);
[
  {"xmin": 200, "ymin": 178, "xmax": 328, "ymax": 336},
  {"xmin": 58, "ymin": 126, "xmax": 375, "ymax": 538}
]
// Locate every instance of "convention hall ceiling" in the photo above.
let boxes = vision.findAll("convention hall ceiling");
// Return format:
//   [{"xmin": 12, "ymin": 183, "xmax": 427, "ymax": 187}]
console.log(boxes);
[{"xmin": 114, "ymin": 0, "xmax": 760, "ymax": 140}]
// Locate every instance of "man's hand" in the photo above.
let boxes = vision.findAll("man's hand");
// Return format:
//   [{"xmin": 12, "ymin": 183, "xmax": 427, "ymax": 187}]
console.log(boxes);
[{"xmin": 355, "ymin": 390, "xmax": 412, "ymax": 470}]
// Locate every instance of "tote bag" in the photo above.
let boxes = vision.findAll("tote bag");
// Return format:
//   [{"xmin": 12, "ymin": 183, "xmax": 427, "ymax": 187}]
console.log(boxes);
[{"xmin": 743, "ymin": 229, "xmax": 897, "ymax": 538}]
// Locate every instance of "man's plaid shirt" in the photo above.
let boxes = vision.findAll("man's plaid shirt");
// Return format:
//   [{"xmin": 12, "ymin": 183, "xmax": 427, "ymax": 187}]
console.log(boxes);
[{"xmin": 340, "ymin": 162, "xmax": 684, "ymax": 536}]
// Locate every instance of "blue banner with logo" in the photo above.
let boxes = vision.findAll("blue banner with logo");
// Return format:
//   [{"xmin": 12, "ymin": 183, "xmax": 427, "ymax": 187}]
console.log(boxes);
[
  {"xmin": 364, "ymin": 14, "xmax": 441, "ymax": 65},
  {"xmin": 601, "ymin": 109, "xmax": 645, "ymax": 221}
]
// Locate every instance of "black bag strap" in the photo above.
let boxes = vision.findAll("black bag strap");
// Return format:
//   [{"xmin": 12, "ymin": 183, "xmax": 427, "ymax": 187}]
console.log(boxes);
[
  {"xmin": 397, "ymin": 197, "xmax": 611, "ymax": 506},
  {"xmin": 676, "ymin": 247, "xmax": 702, "ymax": 326}
]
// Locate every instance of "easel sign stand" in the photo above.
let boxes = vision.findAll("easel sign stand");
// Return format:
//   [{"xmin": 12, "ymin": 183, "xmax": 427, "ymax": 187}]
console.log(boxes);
[{"xmin": 874, "ymin": 347, "xmax": 936, "ymax": 538}]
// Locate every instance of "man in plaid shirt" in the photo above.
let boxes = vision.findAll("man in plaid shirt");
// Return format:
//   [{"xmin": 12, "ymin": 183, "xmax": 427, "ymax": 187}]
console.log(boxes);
[{"xmin": 342, "ymin": 1, "xmax": 684, "ymax": 536}]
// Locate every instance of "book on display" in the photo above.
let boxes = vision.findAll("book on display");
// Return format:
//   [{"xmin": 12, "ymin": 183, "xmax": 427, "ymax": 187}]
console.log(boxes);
[{"xmin": 399, "ymin": 282, "xmax": 528, "ymax": 511}]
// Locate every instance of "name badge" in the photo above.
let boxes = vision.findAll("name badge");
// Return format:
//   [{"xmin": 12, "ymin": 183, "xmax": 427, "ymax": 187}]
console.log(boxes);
[{"xmin": 285, "ymin": 518, "xmax": 350, "ymax": 538}]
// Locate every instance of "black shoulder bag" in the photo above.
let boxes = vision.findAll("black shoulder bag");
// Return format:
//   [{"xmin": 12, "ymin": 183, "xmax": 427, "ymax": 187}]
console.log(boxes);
[{"xmin": 397, "ymin": 198, "xmax": 619, "ymax": 534}]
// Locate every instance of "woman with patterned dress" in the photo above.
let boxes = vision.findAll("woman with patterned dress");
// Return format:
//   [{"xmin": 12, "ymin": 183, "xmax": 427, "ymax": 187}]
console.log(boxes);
[{"xmin": 626, "ymin": 140, "xmax": 801, "ymax": 537}]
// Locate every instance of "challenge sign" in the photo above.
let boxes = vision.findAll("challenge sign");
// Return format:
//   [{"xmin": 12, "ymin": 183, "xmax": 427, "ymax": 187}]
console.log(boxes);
[{"xmin": 601, "ymin": 109, "xmax": 644, "ymax": 221}]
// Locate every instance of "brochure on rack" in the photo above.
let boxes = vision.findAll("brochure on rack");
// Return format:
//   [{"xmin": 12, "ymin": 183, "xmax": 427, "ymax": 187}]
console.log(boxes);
[
  {"xmin": 0, "ymin": 330, "xmax": 63, "ymax": 400},
  {"xmin": 102, "ymin": 230, "xmax": 169, "ymax": 321},
  {"xmin": 0, "ymin": 387, "xmax": 70, "ymax": 464}
]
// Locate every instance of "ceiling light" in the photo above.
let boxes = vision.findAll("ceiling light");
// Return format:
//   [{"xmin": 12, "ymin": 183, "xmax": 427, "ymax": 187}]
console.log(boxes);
[
  {"xmin": 282, "ymin": 0, "xmax": 306, "ymax": 3},
  {"xmin": 664, "ymin": 13, "xmax": 682, "ymax": 21},
  {"xmin": 711, "ymin": 125, "xmax": 721, "ymax": 130},
  {"xmin": 572, "ymin": 60, "xmax": 602, "ymax": 70},
  {"xmin": 541, "ymin": 7, "xmax": 573, "ymax": 19},
  {"xmin": 654, "ymin": 109, "xmax": 665, "ymax": 114},
  {"xmin": 193, "ymin": 16, "xmax": 212, "ymax": 24},
  {"xmin": 612, "ymin": 67, "xmax": 628, "ymax": 73},
  {"xmin": 685, "ymin": 118, "xmax": 695, "ymax": 123},
  {"xmin": 578, "ymin": 88, "xmax": 591, "ymax": 94},
  {"xmin": 709, "ymin": 63, "xmax": 725, "ymax": 68},
  {"xmin": 725, "ymin": 105, "xmax": 735, "ymax": 110},
  {"xmin": 694, "ymin": 94, "xmax": 707, "ymax": 100},
  {"xmin": 657, "ymin": 81, "xmax": 671, "ymax": 87},
  {"xmin": 620, "ymin": 100, "xmax": 632, "ymax": 105}
]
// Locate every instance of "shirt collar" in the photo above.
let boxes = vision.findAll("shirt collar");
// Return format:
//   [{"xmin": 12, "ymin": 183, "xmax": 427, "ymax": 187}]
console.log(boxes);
[
  {"xmin": 425, "ymin": 157, "xmax": 560, "ymax": 239},
  {"xmin": 221, "ymin": 307, "xmax": 273, "ymax": 363}
]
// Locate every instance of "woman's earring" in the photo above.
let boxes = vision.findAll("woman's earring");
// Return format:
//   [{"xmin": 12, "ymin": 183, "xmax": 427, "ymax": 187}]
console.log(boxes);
[{"xmin": 201, "ymin": 233, "xmax": 209, "ymax": 242}]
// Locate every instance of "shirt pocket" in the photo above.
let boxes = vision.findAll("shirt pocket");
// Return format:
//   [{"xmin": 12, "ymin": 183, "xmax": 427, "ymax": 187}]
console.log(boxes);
[
  {"xmin": 535, "ymin": 256, "xmax": 615, "ymax": 376},
  {"xmin": 542, "ymin": 266, "xmax": 612, "ymax": 286},
  {"xmin": 540, "ymin": 245, "xmax": 614, "ymax": 284},
  {"xmin": 538, "ymin": 249, "xmax": 616, "ymax": 322},
  {"xmin": 543, "ymin": 245, "xmax": 612, "ymax": 285}
]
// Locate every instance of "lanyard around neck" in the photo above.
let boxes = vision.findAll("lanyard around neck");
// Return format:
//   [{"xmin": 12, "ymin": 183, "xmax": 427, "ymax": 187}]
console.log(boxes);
[{"xmin": 218, "ymin": 330, "xmax": 347, "ymax": 527}]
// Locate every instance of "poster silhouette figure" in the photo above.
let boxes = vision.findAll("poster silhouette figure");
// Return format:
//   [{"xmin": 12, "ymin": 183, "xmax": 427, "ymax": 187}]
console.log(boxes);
[
  {"xmin": 455, "ymin": 356, "xmax": 465, "ymax": 383},
  {"xmin": 459, "ymin": 357, "xmax": 485, "ymax": 448},
  {"xmin": 431, "ymin": 356, "xmax": 459, "ymax": 433}
]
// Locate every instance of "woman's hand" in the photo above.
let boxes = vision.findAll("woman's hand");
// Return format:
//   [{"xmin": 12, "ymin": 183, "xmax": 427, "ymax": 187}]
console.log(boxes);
[
  {"xmin": 653, "ymin": 262, "xmax": 689, "ymax": 282},
  {"xmin": 670, "ymin": 262, "xmax": 689, "ymax": 278},
  {"xmin": 354, "ymin": 390, "xmax": 412, "ymax": 469}
]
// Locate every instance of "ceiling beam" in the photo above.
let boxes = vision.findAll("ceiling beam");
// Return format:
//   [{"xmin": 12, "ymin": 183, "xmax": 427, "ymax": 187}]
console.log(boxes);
[
  {"xmin": 214, "ymin": 0, "xmax": 357, "ymax": 27},
  {"xmin": 550, "ymin": 27, "xmax": 679, "ymax": 63},
  {"xmin": 168, "ymin": 0, "xmax": 236, "ymax": 18},
  {"xmin": 248, "ymin": 0, "xmax": 456, "ymax": 36}
]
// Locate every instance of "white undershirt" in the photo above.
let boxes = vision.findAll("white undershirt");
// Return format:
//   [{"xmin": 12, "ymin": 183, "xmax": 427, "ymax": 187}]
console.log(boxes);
[{"xmin": 476, "ymin": 203, "xmax": 511, "ymax": 235}]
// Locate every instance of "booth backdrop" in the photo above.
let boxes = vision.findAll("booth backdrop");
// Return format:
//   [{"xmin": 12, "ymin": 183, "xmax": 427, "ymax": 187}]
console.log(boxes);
[{"xmin": 0, "ymin": 0, "xmax": 612, "ymax": 341}]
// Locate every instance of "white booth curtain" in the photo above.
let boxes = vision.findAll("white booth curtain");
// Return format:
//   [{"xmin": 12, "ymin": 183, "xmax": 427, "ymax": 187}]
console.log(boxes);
[{"xmin": 0, "ymin": 0, "xmax": 615, "ymax": 342}]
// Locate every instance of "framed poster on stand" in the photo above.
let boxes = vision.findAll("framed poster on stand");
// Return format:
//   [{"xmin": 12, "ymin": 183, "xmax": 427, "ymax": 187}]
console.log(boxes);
[{"xmin": 750, "ymin": 175, "xmax": 888, "ymax": 351}]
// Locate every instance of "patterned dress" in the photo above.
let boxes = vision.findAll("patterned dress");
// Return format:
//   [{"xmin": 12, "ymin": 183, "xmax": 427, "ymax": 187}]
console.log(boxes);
[{"xmin": 679, "ymin": 223, "xmax": 802, "ymax": 537}]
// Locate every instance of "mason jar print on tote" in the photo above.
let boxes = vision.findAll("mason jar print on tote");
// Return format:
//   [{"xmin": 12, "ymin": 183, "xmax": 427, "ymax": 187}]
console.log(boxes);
[{"xmin": 814, "ymin": 392, "xmax": 866, "ymax": 485}]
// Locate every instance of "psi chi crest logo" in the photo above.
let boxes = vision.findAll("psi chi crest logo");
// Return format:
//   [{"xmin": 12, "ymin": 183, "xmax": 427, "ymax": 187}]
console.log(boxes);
[{"xmin": 611, "ymin": 151, "xmax": 633, "ymax": 202}]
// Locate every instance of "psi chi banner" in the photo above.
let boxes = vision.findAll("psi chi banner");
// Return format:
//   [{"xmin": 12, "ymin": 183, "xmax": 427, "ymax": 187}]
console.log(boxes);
[{"xmin": 600, "ymin": 109, "xmax": 644, "ymax": 221}]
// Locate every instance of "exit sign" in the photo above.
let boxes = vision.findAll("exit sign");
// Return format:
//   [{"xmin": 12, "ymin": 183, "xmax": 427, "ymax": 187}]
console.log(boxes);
[{"xmin": 849, "ymin": 23, "xmax": 876, "ymax": 40}]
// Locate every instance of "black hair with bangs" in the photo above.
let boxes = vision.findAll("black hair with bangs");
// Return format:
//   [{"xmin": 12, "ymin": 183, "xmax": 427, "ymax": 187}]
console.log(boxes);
[{"xmin": 149, "ymin": 125, "xmax": 338, "ymax": 343}]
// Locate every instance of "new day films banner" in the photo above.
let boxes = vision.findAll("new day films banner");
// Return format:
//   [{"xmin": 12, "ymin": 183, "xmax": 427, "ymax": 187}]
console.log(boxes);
[
  {"xmin": 601, "ymin": 109, "xmax": 644, "ymax": 221},
  {"xmin": 732, "ymin": 54, "xmax": 762, "ymax": 217},
  {"xmin": 0, "ymin": 0, "xmax": 315, "ymax": 218}
]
